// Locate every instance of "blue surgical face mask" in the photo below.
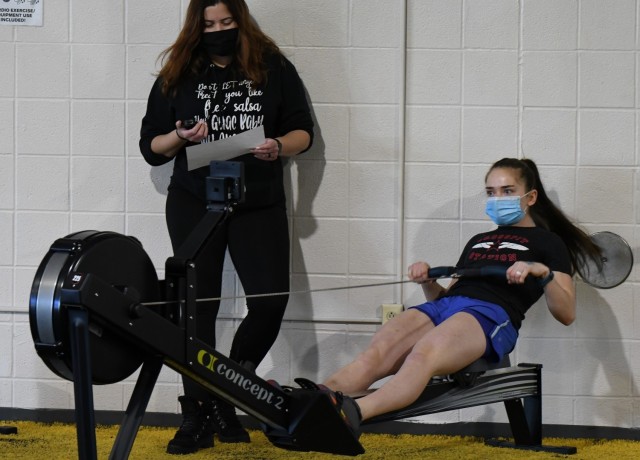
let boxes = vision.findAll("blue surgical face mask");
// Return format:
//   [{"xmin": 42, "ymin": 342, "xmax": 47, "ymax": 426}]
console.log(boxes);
[{"xmin": 485, "ymin": 191, "xmax": 532, "ymax": 226}]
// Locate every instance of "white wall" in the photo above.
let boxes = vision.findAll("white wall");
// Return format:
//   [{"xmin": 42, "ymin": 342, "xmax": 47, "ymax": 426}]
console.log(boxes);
[{"xmin": 1, "ymin": 0, "xmax": 639, "ymax": 429}]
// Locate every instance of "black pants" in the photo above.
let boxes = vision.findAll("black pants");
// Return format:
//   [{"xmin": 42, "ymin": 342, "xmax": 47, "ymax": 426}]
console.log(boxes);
[{"xmin": 166, "ymin": 187, "xmax": 290, "ymax": 400}]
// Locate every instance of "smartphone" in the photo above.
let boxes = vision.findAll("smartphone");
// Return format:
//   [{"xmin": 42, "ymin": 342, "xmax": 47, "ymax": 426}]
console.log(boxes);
[{"xmin": 181, "ymin": 119, "xmax": 197, "ymax": 129}]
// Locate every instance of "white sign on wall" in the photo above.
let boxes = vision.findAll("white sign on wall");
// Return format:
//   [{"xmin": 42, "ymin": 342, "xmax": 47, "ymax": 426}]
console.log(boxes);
[{"xmin": 0, "ymin": 0, "xmax": 43, "ymax": 27}]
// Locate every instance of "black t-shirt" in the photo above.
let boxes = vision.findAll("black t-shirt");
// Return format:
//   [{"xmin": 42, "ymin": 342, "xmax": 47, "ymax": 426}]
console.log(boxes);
[
  {"xmin": 443, "ymin": 226, "xmax": 572, "ymax": 330},
  {"xmin": 139, "ymin": 53, "xmax": 314, "ymax": 208}
]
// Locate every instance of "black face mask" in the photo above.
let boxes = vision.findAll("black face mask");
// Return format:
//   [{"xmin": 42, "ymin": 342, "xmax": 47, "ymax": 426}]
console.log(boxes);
[{"xmin": 201, "ymin": 28, "xmax": 239, "ymax": 56}]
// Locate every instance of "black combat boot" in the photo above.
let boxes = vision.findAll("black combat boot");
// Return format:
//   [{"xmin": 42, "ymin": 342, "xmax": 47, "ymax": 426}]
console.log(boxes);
[
  {"xmin": 166, "ymin": 396, "xmax": 214, "ymax": 455},
  {"xmin": 210, "ymin": 396, "xmax": 251, "ymax": 443}
]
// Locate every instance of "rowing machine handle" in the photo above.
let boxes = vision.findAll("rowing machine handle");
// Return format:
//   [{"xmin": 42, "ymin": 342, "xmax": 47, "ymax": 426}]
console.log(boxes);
[
  {"xmin": 425, "ymin": 266, "xmax": 456, "ymax": 278},
  {"xmin": 427, "ymin": 266, "xmax": 508, "ymax": 279}
]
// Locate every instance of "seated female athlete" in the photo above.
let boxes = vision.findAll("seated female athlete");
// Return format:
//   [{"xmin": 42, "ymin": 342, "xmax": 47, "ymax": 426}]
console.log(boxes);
[{"xmin": 319, "ymin": 158, "xmax": 602, "ymax": 435}]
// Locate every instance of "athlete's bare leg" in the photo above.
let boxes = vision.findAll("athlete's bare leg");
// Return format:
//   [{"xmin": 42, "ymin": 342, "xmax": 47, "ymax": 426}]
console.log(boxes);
[
  {"xmin": 323, "ymin": 309, "xmax": 434, "ymax": 394},
  {"xmin": 354, "ymin": 312, "xmax": 486, "ymax": 420}
]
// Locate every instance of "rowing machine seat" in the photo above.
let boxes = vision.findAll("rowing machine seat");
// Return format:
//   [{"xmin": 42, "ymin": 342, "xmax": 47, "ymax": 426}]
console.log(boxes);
[{"xmin": 450, "ymin": 355, "xmax": 511, "ymax": 387}]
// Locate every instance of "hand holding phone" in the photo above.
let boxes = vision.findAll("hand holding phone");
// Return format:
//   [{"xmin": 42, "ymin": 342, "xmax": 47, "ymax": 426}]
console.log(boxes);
[{"xmin": 181, "ymin": 119, "xmax": 197, "ymax": 129}]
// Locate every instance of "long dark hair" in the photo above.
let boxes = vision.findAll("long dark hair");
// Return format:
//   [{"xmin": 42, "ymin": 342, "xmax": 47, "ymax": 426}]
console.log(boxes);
[
  {"xmin": 157, "ymin": 0, "xmax": 281, "ymax": 96},
  {"xmin": 486, "ymin": 158, "xmax": 602, "ymax": 273}
]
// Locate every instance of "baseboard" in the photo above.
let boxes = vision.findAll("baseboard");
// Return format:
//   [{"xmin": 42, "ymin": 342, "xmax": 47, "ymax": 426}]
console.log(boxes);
[{"xmin": 2, "ymin": 407, "xmax": 640, "ymax": 441}]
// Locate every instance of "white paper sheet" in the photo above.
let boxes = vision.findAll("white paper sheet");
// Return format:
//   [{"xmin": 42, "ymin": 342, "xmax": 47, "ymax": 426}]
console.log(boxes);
[{"xmin": 186, "ymin": 125, "xmax": 265, "ymax": 171}]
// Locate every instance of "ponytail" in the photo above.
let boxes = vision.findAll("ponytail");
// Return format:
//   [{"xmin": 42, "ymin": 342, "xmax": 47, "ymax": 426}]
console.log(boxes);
[{"xmin": 487, "ymin": 158, "xmax": 602, "ymax": 273}]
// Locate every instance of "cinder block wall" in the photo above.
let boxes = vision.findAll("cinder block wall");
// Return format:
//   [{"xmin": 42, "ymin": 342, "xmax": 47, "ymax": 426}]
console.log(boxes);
[{"xmin": 1, "ymin": 0, "xmax": 638, "ymax": 429}]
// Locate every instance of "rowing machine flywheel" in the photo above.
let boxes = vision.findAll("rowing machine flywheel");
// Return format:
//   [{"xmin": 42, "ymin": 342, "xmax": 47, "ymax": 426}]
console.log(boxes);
[{"xmin": 29, "ymin": 231, "xmax": 160, "ymax": 384}]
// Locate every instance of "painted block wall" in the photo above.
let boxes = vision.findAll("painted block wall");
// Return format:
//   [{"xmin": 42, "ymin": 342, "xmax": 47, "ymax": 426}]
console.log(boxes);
[{"xmin": 1, "ymin": 0, "xmax": 639, "ymax": 430}]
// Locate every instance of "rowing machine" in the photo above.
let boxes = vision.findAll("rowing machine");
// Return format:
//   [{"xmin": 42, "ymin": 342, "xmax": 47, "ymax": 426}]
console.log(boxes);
[{"xmin": 29, "ymin": 162, "xmax": 364, "ymax": 459}]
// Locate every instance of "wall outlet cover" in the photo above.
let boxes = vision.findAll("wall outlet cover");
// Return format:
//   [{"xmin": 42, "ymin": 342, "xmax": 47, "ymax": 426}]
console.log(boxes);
[{"xmin": 381, "ymin": 303, "xmax": 404, "ymax": 324}]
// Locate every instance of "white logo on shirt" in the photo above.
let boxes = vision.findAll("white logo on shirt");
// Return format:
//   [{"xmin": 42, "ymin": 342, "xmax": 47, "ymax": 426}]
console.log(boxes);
[{"xmin": 472, "ymin": 241, "xmax": 529, "ymax": 251}]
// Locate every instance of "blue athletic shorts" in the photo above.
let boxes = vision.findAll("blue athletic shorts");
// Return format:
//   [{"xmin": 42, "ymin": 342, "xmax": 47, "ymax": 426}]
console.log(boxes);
[{"xmin": 409, "ymin": 296, "xmax": 518, "ymax": 362}]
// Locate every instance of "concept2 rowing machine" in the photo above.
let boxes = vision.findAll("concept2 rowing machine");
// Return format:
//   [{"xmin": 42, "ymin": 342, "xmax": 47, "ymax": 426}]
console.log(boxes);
[{"xmin": 29, "ymin": 163, "xmax": 364, "ymax": 459}]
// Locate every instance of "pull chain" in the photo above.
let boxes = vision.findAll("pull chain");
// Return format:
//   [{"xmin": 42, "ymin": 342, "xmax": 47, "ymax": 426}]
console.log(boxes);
[{"xmin": 139, "ymin": 279, "xmax": 414, "ymax": 307}]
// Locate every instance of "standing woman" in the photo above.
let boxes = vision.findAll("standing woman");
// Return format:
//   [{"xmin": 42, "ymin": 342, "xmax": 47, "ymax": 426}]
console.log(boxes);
[{"xmin": 139, "ymin": 0, "xmax": 313, "ymax": 455}]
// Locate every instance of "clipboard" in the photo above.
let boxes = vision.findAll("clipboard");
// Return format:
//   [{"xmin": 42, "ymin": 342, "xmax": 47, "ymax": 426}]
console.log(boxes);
[{"xmin": 186, "ymin": 125, "xmax": 265, "ymax": 170}]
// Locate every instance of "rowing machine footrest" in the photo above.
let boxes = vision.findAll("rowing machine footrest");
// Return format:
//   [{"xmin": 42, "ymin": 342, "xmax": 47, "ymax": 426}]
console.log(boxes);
[{"xmin": 263, "ymin": 389, "xmax": 364, "ymax": 456}]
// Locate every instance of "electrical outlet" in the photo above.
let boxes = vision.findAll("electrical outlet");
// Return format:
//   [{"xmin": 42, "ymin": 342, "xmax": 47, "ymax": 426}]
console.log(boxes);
[{"xmin": 381, "ymin": 304, "xmax": 404, "ymax": 324}]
